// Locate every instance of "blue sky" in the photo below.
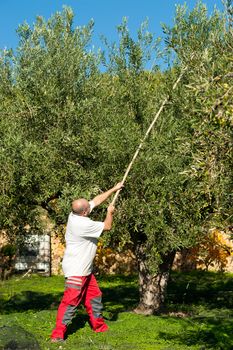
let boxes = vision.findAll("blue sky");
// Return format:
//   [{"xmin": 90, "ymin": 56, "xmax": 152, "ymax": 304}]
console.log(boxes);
[{"xmin": 0, "ymin": 0, "xmax": 224, "ymax": 52}]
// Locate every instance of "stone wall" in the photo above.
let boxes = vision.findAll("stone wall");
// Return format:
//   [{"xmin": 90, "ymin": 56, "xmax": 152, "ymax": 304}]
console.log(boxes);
[
  {"xmin": 1, "ymin": 228, "xmax": 233, "ymax": 276},
  {"xmin": 50, "ymin": 232, "xmax": 65, "ymax": 275},
  {"xmin": 173, "ymin": 229, "xmax": 233, "ymax": 272},
  {"xmin": 0, "ymin": 231, "xmax": 8, "ymax": 247},
  {"xmin": 95, "ymin": 243, "xmax": 137, "ymax": 275},
  {"xmin": 49, "ymin": 234, "xmax": 137, "ymax": 276}
]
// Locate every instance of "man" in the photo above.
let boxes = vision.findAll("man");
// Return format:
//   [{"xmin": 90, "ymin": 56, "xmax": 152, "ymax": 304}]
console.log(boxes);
[{"xmin": 51, "ymin": 182, "xmax": 123, "ymax": 342}]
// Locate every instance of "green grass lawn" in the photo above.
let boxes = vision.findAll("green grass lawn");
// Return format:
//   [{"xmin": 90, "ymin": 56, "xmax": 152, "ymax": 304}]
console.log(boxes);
[{"xmin": 0, "ymin": 271, "xmax": 233, "ymax": 350}]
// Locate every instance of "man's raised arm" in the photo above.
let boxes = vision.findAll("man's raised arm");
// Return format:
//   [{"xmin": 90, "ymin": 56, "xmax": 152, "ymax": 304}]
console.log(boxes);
[
  {"xmin": 103, "ymin": 204, "xmax": 115, "ymax": 231},
  {"xmin": 92, "ymin": 182, "xmax": 123, "ymax": 207}
]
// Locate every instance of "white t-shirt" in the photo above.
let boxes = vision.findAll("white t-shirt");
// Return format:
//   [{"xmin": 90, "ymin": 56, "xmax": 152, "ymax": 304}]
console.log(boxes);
[{"xmin": 62, "ymin": 201, "xmax": 104, "ymax": 277}]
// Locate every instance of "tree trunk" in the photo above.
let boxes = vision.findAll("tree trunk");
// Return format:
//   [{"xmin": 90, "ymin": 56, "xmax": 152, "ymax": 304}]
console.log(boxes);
[{"xmin": 134, "ymin": 246, "xmax": 176, "ymax": 315}]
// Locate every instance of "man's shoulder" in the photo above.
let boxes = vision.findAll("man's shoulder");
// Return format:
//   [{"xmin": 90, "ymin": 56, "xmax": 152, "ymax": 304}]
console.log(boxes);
[{"xmin": 67, "ymin": 213, "xmax": 89, "ymax": 225}]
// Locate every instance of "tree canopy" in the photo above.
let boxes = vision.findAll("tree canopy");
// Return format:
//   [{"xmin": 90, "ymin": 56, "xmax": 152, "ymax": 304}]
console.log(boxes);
[{"xmin": 0, "ymin": 1, "xmax": 232, "ymax": 312}]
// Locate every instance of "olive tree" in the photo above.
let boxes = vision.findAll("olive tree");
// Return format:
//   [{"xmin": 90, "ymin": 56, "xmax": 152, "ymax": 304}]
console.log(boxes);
[
  {"xmin": 0, "ymin": 7, "xmax": 103, "ymax": 237},
  {"xmin": 0, "ymin": 3, "xmax": 232, "ymax": 315},
  {"xmin": 99, "ymin": 2, "xmax": 232, "ymax": 314}
]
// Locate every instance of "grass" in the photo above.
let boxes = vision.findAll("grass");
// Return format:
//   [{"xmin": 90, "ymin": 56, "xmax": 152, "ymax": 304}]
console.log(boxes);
[{"xmin": 0, "ymin": 271, "xmax": 233, "ymax": 350}]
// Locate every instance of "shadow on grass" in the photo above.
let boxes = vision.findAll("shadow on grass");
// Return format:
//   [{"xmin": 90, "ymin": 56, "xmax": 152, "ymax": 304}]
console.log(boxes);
[
  {"xmin": 1, "ymin": 271, "xmax": 233, "ymax": 348},
  {"xmin": 65, "ymin": 312, "xmax": 90, "ymax": 338},
  {"xmin": 161, "ymin": 271, "xmax": 233, "ymax": 350},
  {"xmin": 166, "ymin": 270, "xmax": 233, "ymax": 310},
  {"xmin": 1, "ymin": 272, "xmax": 233, "ymax": 314},
  {"xmin": 1, "ymin": 271, "xmax": 233, "ymax": 315},
  {"xmin": 101, "ymin": 284, "xmax": 139, "ymax": 314},
  {"xmin": 0, "ymin": 290, "xmax": 63, "ymax": 314},
  {"xmin": 158, "ymin": 314, "xmax": 233, "ymax": 350},
  {"xmin": 0, "ymin": 275, "xmax": 139, "ymax": 318}
]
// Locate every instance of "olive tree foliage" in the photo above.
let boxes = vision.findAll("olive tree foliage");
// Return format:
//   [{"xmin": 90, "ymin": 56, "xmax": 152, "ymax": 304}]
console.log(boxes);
[
  {"xmin": 0, "ymin": 49, "xmax": 18, "ymax": 228},
  {"xmin": 162, "ymin": 1, "xmax": 233, "ymax": 228},
  {"xmin": 94, "ymin": 20, "xmax": 205, "ymax": 314},
  {"xmin": 0, "ymin": 7, "xmax": 108, "ymax": 238},
  {"xmin": 97, "ymin": 2, "xmax": 232, "ymax": 313}
]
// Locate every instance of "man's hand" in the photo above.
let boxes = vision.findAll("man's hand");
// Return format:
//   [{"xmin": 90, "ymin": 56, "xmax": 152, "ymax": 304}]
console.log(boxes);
[
  {"xmin": 92, "ymin": 182, "xmax": 124, "ymax": 208},
  {"xmin": 113, "ymin": 182, "xmax": 124, "ymax": 192},
  {"xmin": 107, "ymin": 204, "xmax": 115, "ymax": 214}
]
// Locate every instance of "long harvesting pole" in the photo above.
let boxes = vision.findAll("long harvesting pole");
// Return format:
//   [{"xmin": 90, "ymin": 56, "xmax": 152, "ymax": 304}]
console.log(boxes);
[{"xmin": 111, "ymin": 66, "xmax": 188, "ymax": 206}]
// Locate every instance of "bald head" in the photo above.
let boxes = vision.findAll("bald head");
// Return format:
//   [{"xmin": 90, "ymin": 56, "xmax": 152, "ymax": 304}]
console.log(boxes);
[{"xmin": 72, "ymin": 198, "xmax": 90, "ymax": 216}]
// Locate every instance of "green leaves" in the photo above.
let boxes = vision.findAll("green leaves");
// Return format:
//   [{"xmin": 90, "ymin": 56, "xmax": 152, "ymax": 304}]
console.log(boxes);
[
  {"xmin": 162, "ymin": 1, "xmax": 225, "ymax": 68},
  {"xmin": 0, "ymin": 3, "xmax": 231, "ymax": 275}
]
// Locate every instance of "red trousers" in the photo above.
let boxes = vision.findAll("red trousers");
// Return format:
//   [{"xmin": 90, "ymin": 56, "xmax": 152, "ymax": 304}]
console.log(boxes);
[{"xmin": 51, "ymin": 274, "xmax": 108, "ymax": 339}]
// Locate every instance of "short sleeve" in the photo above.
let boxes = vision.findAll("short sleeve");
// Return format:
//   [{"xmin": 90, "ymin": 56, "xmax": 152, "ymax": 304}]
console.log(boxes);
[{"xmin": 85, "ymin": 220, "xmax": 104, "ymax": 238}]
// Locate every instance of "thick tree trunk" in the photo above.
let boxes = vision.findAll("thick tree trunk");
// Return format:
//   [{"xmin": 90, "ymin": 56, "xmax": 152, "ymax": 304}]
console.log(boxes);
[{"xmin": 134, "ymin": 246, "xmax": 176, "ymax": 315}]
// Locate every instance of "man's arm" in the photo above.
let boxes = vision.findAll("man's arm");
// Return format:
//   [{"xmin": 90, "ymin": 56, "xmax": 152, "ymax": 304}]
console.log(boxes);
[
  {"xmin": 92, "ymin": 182, "xmax": 123, "ymax": 207},
  {"xmin": 103, "ymin": 204, "xmax": 115, "ymax": 231}
]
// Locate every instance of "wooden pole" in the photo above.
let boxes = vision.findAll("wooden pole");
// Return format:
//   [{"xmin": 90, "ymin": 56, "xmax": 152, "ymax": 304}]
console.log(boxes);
[{"xmin": 111, "ymin": 66, "xmax": 188, "ymax": 206}]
